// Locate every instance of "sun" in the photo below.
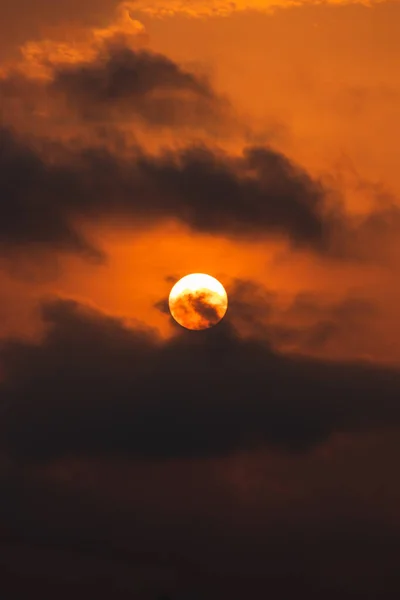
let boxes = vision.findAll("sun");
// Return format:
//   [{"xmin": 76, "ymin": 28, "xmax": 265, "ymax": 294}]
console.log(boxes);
[{"xmin": 168, "ymin": 273, "xmax": 228, "ymax": 330}]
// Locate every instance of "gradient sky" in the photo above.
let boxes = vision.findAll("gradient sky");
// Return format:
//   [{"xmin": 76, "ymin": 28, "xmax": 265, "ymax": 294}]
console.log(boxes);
[{"xmin": 1, "ymin": 1, "xmax": 400, "ymax": 598}]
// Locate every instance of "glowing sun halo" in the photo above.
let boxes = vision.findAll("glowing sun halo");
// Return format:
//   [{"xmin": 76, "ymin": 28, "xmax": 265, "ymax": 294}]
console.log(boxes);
[{"xmin": 168, "ymin": 273, "xmax": 228, "ymax": 330}]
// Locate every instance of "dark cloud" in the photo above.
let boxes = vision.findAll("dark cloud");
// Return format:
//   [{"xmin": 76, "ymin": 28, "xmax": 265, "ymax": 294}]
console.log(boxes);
[
  {"xmin": 0, "ymin": 128, "xmax": 104, "ymax": 260},
  {"xmin": 2, "ymin": 40, "xmax": 398, "ymax": 263},
  {"xmin": 135, "ymin": 145, "xmax": 328, "ymax": 244},
  {"xmin": 228, "ymin": 279, "xmax": 378, "ymax": 354},
  {"xmin": 2, "ymin": 428, "xmax": 400, "ymax": 599},
  {"xmin": 170, "ymin": 290, "xmax": 224, "ymax": 329},
  {"xmin": 1, "ymin": 296, "xmax": 400, "ymax": 463},
  {"xmin": 51, "ymin": 46, "xmax": 230, "ymax": 129},
  {"xmin": 0, "ymin": 126, "xmax": 332, "ymax": 257},
  {"xmin": 271, "ymin": 293, "xmax": 377, "ymax": 352}
]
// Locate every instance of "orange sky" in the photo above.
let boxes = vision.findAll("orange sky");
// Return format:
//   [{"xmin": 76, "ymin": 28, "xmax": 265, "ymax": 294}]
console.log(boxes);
[{"xmin": 1, "ymin": 0, "xmax": 400, "ymax": 365}]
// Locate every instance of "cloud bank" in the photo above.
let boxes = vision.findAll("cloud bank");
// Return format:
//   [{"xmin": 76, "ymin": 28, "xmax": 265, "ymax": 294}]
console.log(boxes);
[{"xmin": 1, "ymin": 294, "xmax": 399, "ymax": 463}]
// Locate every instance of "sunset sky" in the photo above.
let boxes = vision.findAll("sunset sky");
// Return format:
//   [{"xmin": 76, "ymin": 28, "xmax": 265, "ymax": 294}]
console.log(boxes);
[{"xmin": 1, "ymin": 1, "xmax": 400, "ymax": 598}]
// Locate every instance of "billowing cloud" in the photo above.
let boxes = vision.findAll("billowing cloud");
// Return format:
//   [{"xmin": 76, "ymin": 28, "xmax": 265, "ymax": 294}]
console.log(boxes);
[
  {"xmin": 50, "ymin": 45, "xmax": 230, "ymax": 128},
  {"xmin": 0, "ymin": 126, "xmax": 332, "ymax": 257},
  {"xmin": 2, "ymin": 117, "xmax": 399, "ymax": 265},
  {"xmin": 1, "ymin": 24, "xmax": 399, "ymax": 267},
  {"xmin": 0, "ymin": 128, "xmax": 104, "ymax": 260},
  {"xmin": 1, "ymin": 296, "xmax": 400, "ymax": 462},
  {"xmin": 0, "ymin": 1, "xmax": 140, "ymax": 63},
  {"xmin": 17, "ymin": 10, "xmax": 147, "ymax": 79}
]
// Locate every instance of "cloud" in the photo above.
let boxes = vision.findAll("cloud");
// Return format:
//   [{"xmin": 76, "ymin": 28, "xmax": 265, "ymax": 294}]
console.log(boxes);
[
  {"xmin": 1, "ymin": 118, "xmax": 398, "ymax": 265},
  {"xmin": 0, "ymin": 126, "xmax": 332, "ymax": 257},
  {"xmin": 0, "ymin": 0, "xmax": 388, "ymax": 66},
  {"xmin": 1, "ymin": 296, "xmax": 400, "ymax": 463},
  {"xmin": 228, "ymin": 279, "xmax": 379, "ymax": 358},
  {"xmin": 1, "ymin": 41, "xmax": 235, "ymax": 146},
  {"xmin": 2, "ymin": 37, "xmax": 399, "ymax": 265},
  {"xmin": 127, "ymin": 0, "xmax": 389, "ymax": 18},
  {"xmin": 16, "ymin": 8, "xmax": 147, "ymax": 80},
  {"xmin": 0, "ymin": 1, "xmax": 143, "ymax": 66},
  {"xmin": 50, "ymin": 45, "xmax": 230, "ymax": 128},
  {"xmin": 0, "ymin": 128, "xmax": 104, "ymax": 261}
]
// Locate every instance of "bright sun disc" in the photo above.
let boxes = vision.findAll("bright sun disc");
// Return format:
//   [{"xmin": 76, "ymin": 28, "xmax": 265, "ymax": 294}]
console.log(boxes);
[{"xmin": 168, "ymin": 273, "xmax": 228, "ymax": 330}]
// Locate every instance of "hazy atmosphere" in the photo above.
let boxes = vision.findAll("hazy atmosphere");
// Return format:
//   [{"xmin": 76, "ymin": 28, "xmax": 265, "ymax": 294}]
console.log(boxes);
[{"xmin": 1, "ymin": 1, "xmax": 400, "ymax": 598}]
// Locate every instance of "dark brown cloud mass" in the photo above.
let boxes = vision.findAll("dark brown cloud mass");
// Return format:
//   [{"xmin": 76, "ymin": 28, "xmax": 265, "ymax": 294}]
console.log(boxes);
[
  {"xmin": 1, "ymin": 41, "xmax": 232, "ymax": 136},
  {"xmin": 51, "ymin": 45, "xmax": 229, "ymax": 128},
  {"xmin": 0, "ymin": 125, "xmax": 330, "ymax": 258},
  {"xmin": 1, "ymin": 293, "xmax": 399, "ymax": 463},
  {"xmin": 1, "ymin": 41, "xmax": 399, "ymax": 267},
  {"xmin": 0, "ymin": 129, "xmax": 103, "ymax": 261},
  {"xmin": 1, "ymin": 289, "xmax": 400, "ymax": 598}
]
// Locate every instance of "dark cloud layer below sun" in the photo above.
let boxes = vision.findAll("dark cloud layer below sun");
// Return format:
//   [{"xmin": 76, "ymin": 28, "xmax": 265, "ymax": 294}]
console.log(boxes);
[{"xmin": 1, "ymin": 293, "xmax": 400, "ymax": 463}]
